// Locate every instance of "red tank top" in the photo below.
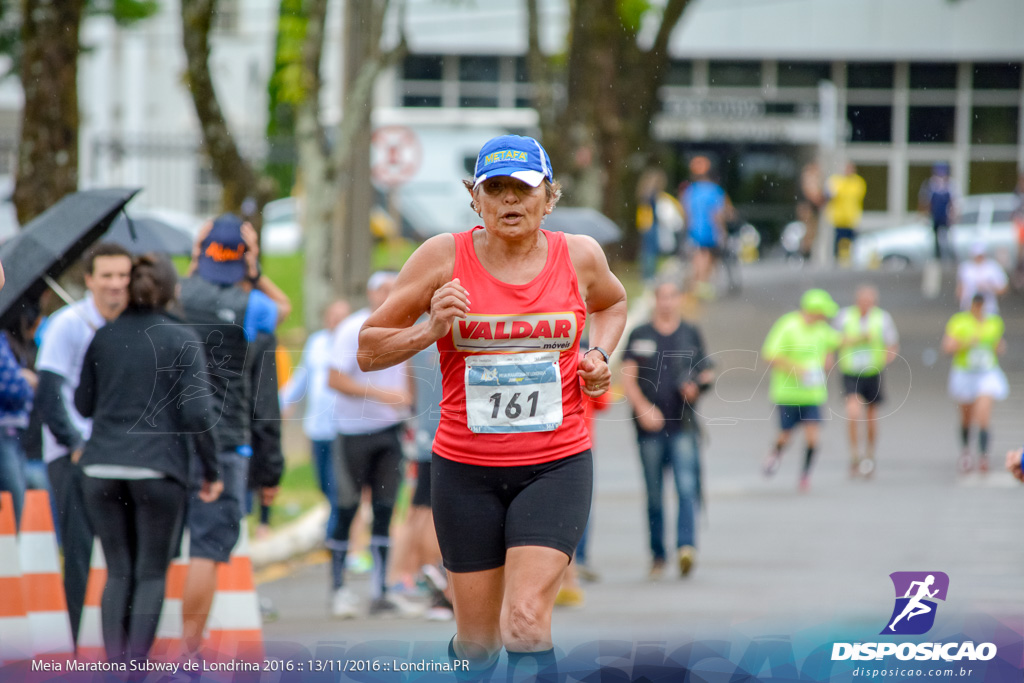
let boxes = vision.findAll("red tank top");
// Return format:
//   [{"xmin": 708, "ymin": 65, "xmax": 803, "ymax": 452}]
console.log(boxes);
[{"xmin": 433, "ymin": 227, "xmax": 590, "ymax": 466}]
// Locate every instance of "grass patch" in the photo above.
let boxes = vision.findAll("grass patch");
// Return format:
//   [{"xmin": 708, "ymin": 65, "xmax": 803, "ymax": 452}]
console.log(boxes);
[{"xmin": 248, "ymin": 459, "xmax": 324, "ymax": 532}]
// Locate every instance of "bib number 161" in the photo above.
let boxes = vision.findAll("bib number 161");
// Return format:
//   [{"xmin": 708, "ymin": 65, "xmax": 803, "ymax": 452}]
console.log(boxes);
[{"xmin": 489, "ymin": 391, "xmax": 540, "ymax": 420}]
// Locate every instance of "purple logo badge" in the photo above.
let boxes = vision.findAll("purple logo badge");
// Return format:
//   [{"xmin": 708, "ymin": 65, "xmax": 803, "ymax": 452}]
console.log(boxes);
[{"xmin": 881, "ymin": 572, "xmax": 949, "ymax": 635}]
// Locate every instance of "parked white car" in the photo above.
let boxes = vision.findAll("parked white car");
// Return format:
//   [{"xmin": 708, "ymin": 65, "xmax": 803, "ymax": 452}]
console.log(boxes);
[
  {"xmin": 852, "ymin": 193, "xmax": 1020, "ymax": 270},
  {"xmin": 261, "ymin": 197, "xmax": 302, "ymax": 255}
]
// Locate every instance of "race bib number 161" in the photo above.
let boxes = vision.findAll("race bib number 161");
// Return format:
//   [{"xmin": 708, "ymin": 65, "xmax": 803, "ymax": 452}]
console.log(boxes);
[{"xmin": 465, "ymin": 352, "xmax": 563, "ymax": 434}]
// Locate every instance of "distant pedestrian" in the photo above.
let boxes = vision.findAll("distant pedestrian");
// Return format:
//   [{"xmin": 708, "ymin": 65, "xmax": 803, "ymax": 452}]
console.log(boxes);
[
  {"xmin": 942, "ymin": 293, "xmax": 1008, "ymax": 473},
  {"xmin": 36, "ymin": 242, "xmax": 132, "ymax": 645},
  {"xmin": 681, "ymin": 156, "xmax": 729, "ymax": 299},
  {"xmin": 762, "ymin": 289, "xmax": 841, "ymax": 492},
  {"xmin": 0, "ymin": 321, "xmax": 36, "ymax": 526},
  {"xmin": 622, "ymin": 280, "xmax": 714, "ymax": 578},
  {"xmin": 833, "ymin": 285, "xmax": 899, "ymax": 477},
  {"xmin": 247, "ymin": 331, "xmax": 284, "ymax": 539},
  {"xmin": 796, "ymin": 161, "xmax": 825, "ymax": 261},
  {"xmin": 280, "ymin": 300, "xmax": 350, "ymax": 539},
  {"xmin": 956, "ymin": 243, "xmax": 1007, "ymax": 316},
  {"xmin": 75, "ymin": 254, "xmax": 222, "ymax": 665},
  {"xmin": 826, "ymin": 162, "xmax": 866, "ymax": 266},
  {"xmin": 919, "ymin": 162, "xmax": 960, "ymax": 263}
]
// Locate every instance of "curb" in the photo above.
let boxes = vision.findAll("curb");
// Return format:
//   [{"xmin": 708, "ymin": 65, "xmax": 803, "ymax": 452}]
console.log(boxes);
[{"xmin": 249, "ymin": 503, "xmax": 329, "ymax": 569}]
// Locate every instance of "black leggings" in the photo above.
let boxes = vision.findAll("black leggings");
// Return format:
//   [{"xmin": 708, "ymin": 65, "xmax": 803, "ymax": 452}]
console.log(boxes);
[{"xmin": 81, "ymin": 476, "xmax": 186, "ymax": 663}]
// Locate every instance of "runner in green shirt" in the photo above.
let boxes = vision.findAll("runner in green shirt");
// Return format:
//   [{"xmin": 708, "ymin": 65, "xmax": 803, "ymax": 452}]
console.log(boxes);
[
  {"xmin": 833, "ymin": 285, "xmax": 899, "ymax": 478},
  {"xmin": 762, "ymin": 289, "xmax": 842, "ymax": 492},
  {"xmin": 941, "ymin": 293, "xmax": 1008, "ymax": 473}
]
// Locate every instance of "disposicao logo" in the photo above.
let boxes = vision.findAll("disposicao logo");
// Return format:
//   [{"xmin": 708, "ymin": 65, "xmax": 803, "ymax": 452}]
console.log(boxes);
[
  {"xmin": 882, "ymin": 571, "xmax": 948, "ymax": 635},
  {"xmin": 831, "ymin": 572, "xmax": 997, "ymax": 663}
]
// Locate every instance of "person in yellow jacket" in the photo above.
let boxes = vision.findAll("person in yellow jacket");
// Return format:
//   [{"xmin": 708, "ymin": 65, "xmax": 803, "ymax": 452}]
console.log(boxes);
[
  {"xmin": 826, "ymin": 162, "xmax": 867, "ymax": 266},
  {"xmin": 761, "ymin": 289, "xmax": 842, "ymax": 492},
  {"xmin": 942, "ymin": 293, "xmax": 1008, "ymax": 473},
  {"xmin": 833, "ymin": 285, "xmax": 899, "ymax": 478}
]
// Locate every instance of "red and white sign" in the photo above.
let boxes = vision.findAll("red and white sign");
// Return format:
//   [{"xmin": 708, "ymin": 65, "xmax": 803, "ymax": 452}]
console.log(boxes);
[{"xmin": 370, "ymin": 125, "xmax": 422, "ymax": 188}]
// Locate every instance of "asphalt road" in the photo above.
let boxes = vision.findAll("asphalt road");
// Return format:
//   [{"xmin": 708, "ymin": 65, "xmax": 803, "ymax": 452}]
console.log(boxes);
[{"xmin": 257, "ymin": 261, "xmax": 1024, "ymax": 655}]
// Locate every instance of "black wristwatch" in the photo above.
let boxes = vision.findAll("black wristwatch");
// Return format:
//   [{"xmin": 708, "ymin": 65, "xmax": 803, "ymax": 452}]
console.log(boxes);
[
  {"xmin": 585, "ymin": 346, "xmax": 609, "ymax": 364},
  {"xmin": 247, "ymin": 266, "xmax": 262, "ymax": 285}
]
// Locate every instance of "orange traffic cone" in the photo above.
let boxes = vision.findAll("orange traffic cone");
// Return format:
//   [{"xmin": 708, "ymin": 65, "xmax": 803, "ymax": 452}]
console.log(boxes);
[
  {"xmin": 18, "ymin": 490, "xmax": 74, "ymax": 657},
  {"xmin": 206, "ymin": 521, "xmax": 263, "ymax": 661},
  {"xmin": 77, "ymin": 539, "xmax": 107, "ymax": 661},
  {"xmin": 0, "ymin": 492, "xmax": 32, "ymax": 664},
  {"xmin": 150, "ymin": 530, "xmax": 190, "ymax": 661}
]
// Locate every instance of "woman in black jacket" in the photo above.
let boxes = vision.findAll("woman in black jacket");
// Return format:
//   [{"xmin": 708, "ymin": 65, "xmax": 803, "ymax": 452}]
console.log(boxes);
[{"xmin": 75, "ymin": 253, "xmax": 223, "ymax": 665}]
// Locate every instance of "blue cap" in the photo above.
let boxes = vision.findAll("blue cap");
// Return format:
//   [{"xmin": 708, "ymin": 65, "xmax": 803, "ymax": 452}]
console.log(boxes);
[
  {"xmin": 197, "ymin": 213, "xmax": 247, "ymax": 285},
  {"xmin": 473, "ymin": 135, "xmax": 553, "ymax": 189}
]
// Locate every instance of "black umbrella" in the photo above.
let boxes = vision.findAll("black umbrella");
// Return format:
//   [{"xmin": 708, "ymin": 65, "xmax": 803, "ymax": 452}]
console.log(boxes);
[
  {"xmin": 542, "ymin": 207, "xmax": 622, "ymax": 245},
  {"xmin": 104, "ymin": 214, "xmax": 193, "ymax": 255},
  {"xmin": 0, "ymin": 188, "xmax": 140, "ymax": 330}
]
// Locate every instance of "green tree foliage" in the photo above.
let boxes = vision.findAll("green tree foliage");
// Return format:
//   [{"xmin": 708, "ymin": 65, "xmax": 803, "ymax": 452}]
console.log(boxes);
[{"xmin": 265, "ymin": 0, "xmax": 307, "ymax": 197}]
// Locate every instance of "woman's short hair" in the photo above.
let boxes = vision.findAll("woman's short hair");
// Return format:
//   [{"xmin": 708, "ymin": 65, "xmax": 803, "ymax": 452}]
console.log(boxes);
[{"xmin": 128, "ymin": 253, "xmax": 178, "ymax": 311}]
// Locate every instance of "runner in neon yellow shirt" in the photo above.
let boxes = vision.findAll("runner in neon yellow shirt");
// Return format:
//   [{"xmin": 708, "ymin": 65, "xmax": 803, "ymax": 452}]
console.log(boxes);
[
  {"xmin": 941, "ymin": 293, "xmax": 1008, "ymax": 473},
  {"xmin": 833, "ymin": 285, "xmax": 899, "ymax": 478},
  {"xmin": 762, "ymin": 289, "xmax": 842, "ymax": 491}
]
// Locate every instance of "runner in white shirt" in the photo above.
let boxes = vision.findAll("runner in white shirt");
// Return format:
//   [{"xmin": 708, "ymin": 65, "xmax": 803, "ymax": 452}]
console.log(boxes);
[{"xmin": 956, "ymin": 243, "xmax": 1008, "ymax": 315}]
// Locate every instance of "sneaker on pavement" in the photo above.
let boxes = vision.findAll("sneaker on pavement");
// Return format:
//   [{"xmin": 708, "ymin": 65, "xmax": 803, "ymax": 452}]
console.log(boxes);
[
  {"xmin": 858, "ymin": 457, "xmax": 876, "ymax": 478},
  {"xmin": 368, "ymin": 593, "xmax": 424, "ymax": 618},
  {"xmin": 763, "ymin": 451, "xmax": 782, "ymax": 477},
  {"xmin": 576, "ymin": 564, "xmax": 601, "ymax": 583},
  {"xmin": 978, "ymin": 455, "xmax": 990, "ymax": 473},
  {"xmin": 798, "ymin": 474, "xmax": 811, "ymax": 493},
  {"xmin": 425, "ymin": 593, "xmax": 454, "ymax": 621},
  {"xmin": 421, "ymin": 563, "xmax": 449, "ymax": 594},
  {"xmin": 331, "ymin": 587, "xmax": 360, "ymax": 619},
  {"xmin": 958, "ymin": 450, "xmax": 974, "ymax": 474},
  {"xmin": 648, "ymin": 558, "xmax": 666, "ymax": 580},
  {"xmin": 677, "ymin": 546, "xmax": 696, "ymax": 577},
  {"xmin": 554, "ymin": 586, "xmax": 585, "ymax": 608}
]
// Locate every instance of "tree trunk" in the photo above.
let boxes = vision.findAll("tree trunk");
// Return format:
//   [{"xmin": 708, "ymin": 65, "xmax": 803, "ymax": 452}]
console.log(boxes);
[
  {"xmin": 181, "ymin": 0, "xmax": 276, "ymax": 228},
  {"xmin": 527, "ymin": 0, "xmax": 691, "ymax": 262},
  {"xmin": 297, "ymin": 0, "xmax": 334, "ymax": 330},
  {"xmin": 14, "ymin": 0, "xmax": 84, "ymax": 225}
]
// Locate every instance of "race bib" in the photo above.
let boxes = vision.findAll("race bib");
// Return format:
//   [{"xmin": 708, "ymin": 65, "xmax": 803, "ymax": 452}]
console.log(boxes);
[
  {"xmin": 966, "ymin": 347, "xmax": 995, "ymax": 372},
  {"xmin": 848, "ymin": 350, "xmax": 874, "ymax": 372},
  {"xmin": 801, "ymin": 367, "xmax": 826, "ymax": 388},
  {"xmin": 465, "ymin": 352, "xmax": 563, "ymax": 434}
]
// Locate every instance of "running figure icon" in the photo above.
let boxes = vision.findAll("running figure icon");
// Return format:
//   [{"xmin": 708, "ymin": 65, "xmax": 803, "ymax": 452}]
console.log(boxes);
[{"xmin": 889, "ymin": 575, "xmax": 938, "ymax": 631}]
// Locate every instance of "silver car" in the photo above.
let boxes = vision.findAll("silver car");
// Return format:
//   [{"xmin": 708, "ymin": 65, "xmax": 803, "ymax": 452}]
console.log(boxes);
[{"xmin": 852, "ymin": 193, "xmax": 1021, "ymax": 270}]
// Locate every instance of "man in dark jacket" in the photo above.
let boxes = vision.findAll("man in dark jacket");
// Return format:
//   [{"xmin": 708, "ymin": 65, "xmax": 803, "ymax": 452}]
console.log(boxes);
[
  {"xmin": 247, "ymin": 331, "xmax": 285, "ymax": 534},
  {"xmin": 179, "ymin": 214, "xmax": 290, "ymax": 657}
]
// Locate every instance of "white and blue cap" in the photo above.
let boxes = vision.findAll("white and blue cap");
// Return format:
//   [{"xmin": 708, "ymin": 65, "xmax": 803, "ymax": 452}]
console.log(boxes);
[{"xmin": 473, "ymin": 134, "xmax": 553, "ymax": 189}]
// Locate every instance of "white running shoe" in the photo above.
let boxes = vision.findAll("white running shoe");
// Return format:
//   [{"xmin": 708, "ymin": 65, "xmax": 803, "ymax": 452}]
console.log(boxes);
[
  {"xmin": 368, "ymin": 592, "xmax": 424, "ymax": 618},
  {"xmin": 331, "ymin": 587, "xmax": 360, "ymax": 619}
]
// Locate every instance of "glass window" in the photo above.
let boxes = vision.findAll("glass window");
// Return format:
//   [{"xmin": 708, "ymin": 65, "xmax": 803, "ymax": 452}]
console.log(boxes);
[
  {"xmin": 972, "ymin": 63, "xmax": 1021, "ymax": 90},
  {"xmin": 765, "ymin": 102, "xmax": 797, "ymax": 115},
  {"xmin": 846, "ymin": 105, "xmax": 892, "ymax": 143},
  {"xmin": 708, "ymin": 60, "xmax": 761, "ymax": 87},
  {"xmin": 459, "ymin": 96, "xmax": 499, "ymax": 108},
  {"xmin": 402, "ymin": 94, "xmax": 442, "ymax": 108},
  {"xmin": 847, "ymin": 62, "xmax": 894, "ymax": 89},
  {"xmin": 459, "ymin": 56, "xmax": 500, "ymax": 82},
  {"xmin": 971, "ymin": 106, "xmax": 1019, "ymax": 145},
  {"xmin": 514, "ymin": 56, "xmax": 530, "ymax": 83},
  {"xmin": 993, "ymin": 208, "xmax": 1015, "ymax": 223},
  {"xmin": 856, "ymin": 164, "xmax": 889, "ymax": 212},
  {"xmin": 665, "ymin": 60, "xmax": 693, "ymax": 87},
  {"xmin": 778, "ymin": 61, "xmax": 830, "ymax": 88},
  {"xmin": 403, "ymin": 54, "xmax": 443, "ymax": 81},
  {"xmin": 909, "ymin": 63, "xmax": 958, "ymax": 90},
  {"xmin": 968, "ymin": 161, "xmax": 1019, "ymax": 194},
  {"xmin": 908, "ymin": 106, "xmax": 956, "ymax": 143}
]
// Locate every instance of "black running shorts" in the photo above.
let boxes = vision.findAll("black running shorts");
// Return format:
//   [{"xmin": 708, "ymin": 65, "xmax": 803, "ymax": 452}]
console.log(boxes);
[
  {"xmin": 841, "ymin": 372, "xmax": 884, "ymax": 405},
  {"xmin": 431, "ymin": 450, "xmax": 593, "ymax": 573}
]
